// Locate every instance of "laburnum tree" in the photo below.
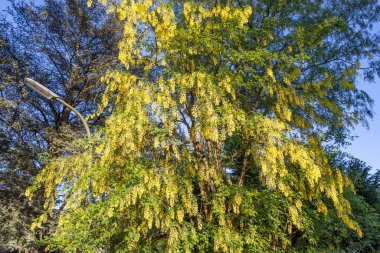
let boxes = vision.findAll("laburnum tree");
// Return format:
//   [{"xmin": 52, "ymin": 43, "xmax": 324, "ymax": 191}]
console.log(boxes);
[{"xmin": 27, "ymin": 0, "xmax": 380, "ymax": 252}]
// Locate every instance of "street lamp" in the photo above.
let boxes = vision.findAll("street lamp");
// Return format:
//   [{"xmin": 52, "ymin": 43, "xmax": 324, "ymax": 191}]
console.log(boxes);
[{"xmin": 24, "ymin": 78, "xmax": 91, "ymax": 137}]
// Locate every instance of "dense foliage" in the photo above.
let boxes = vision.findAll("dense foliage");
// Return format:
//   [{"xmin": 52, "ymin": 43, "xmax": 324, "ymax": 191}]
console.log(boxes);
[{"xmin": 1, "ymin": 0, "xmax": 379, "ymax": 252}]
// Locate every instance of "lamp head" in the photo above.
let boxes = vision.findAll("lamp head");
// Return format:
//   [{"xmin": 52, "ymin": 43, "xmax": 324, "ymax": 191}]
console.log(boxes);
[{"xmin": 24, "ymin": 78, "xmax": 59, "ymax": 100}]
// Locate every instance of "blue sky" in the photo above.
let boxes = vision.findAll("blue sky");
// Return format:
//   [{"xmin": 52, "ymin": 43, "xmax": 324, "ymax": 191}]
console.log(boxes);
[
  {"xmin": 345, "ymin": 77, "xmax": 380, "ymax": 172},
  {"xmin": 1, "ymin": 0, "xmax": 379, "ymax": 171}
]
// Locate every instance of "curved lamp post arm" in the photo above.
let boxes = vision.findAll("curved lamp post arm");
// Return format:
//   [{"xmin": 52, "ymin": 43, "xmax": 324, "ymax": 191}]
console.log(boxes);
[
  {"xmin": 55, "ymin": 98, "xmax": 91, "ymax": 138},
  {"xmin": 24, "ymin": 78, "xmax": 91, "ymax": 137}
]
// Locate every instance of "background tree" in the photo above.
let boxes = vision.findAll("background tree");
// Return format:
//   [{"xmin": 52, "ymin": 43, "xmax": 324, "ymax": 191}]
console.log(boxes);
[
  {"xmin": 304, "ymin": 154, "xmax": 380, "ymax": 252},
  {"xmin": 337, "ymin": 157, "xmax": 380, "ymax": 252},
  {"xmin": 0, "ymin": 0, "xmax": 121, "ymax": 251}
]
